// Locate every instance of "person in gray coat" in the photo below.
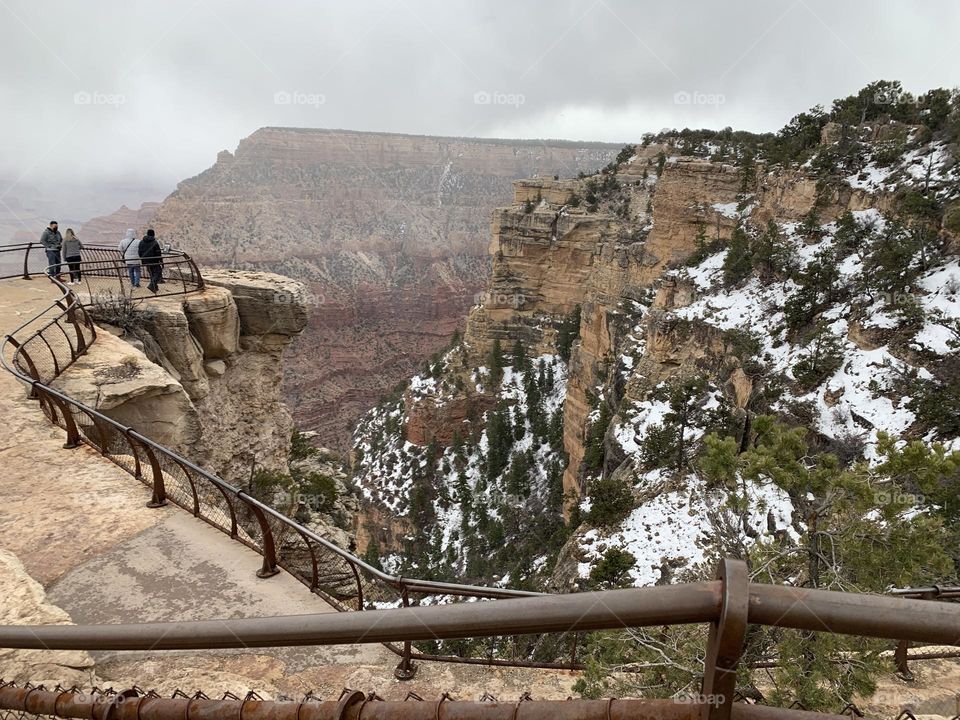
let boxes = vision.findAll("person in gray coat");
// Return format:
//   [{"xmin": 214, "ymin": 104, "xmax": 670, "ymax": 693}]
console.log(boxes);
[
  {"xmin": 118, "ymin": 228, "xmax": 141, "ymax": 287},
  {"xmin": 62, "ymin": 229, "xmax": 83, "ymax": 284},
  {"xmin": 40, "ymin": 221, "xmax": 62, "ymax": 278}
]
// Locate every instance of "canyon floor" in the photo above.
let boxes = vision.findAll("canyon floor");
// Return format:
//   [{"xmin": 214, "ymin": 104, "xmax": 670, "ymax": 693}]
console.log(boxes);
[{"xmin": 0, "ymin": 279, "xmax": 576, "ymax": 699}]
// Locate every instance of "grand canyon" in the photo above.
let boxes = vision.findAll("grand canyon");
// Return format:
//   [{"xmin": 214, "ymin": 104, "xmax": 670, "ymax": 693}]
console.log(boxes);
[{"xmin": 80, "ymin": 128, "xmax": 621, "ymax": 447}]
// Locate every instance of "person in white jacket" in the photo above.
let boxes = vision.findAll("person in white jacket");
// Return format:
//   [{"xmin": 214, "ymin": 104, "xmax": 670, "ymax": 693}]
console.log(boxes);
[{"xmin": 118, "ymin": 228, "xmax": 141, "ymax": 287}]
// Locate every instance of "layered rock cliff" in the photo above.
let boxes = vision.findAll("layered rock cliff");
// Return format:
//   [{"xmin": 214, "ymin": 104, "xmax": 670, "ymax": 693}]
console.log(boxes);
[
  {"xmin": 352, "ymin": 96, "xmax": 960, "ymax": 594},
  {"xmin": 81, "ymin": 129, "xmax": 621, "ymax": 449}
]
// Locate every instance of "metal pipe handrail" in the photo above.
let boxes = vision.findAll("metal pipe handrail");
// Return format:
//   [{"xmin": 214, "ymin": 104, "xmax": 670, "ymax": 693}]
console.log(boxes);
[
  {"xmin": 1, "ymin": 580, "xmax": 958, "ymax": 653},
  {"xmin": 0, "ymin": 583, "xmax": 722, "ymax": 651},
  {"xmin": 889, "ymin": 585, "xmax": 960, "ymax": 598}
]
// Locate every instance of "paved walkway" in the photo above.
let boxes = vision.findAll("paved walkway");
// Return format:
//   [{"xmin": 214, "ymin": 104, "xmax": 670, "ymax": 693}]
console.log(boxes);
[{"xmin": 0, "ymin": 278, "xmax": 577, "ymax": 699}]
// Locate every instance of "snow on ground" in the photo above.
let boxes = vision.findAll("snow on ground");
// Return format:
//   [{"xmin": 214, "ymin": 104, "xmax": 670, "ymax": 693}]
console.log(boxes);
[
  {"xmin": 910, "ymin": 258, "xmax": 960, "ymax": 355},
  {"xmin": 847, "ymin": 162, "xmax": 894, "ymax": 192},
  {"xmin": 577, "ymin": 471, "xmax": 796, "ymax": 586}
]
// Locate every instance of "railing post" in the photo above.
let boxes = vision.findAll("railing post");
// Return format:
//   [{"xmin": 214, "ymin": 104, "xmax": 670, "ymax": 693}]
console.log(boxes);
[
  {"xmin": 22, "ymin": 242, "xmax": 32, "ymax": 279},
  {"xmin": 183, "ymin": 253, "xmax": 204, "ymax": 290},
  {"xmin": 39, "ymin": 387, "xmax": 80, "ymax": 449},
  {"xmin": 7, "ymin": 336, "xmax": 40, "ymax": 398},
  {"xmin": 701, "ymin": 558, "xmax": 748, "ymax": 720},
  {"xmin": 394, "ymin": 586, "xmax": 417, "ymax": 680},
  {"xmin": 245, "ymin": 499, "xmax": 280, "ymax": 579},
  {"xmin": 348, "ymin": 559, "xmax": 365, "ymax": 611},
  {"xmin": 895, "ymin": 587, "xmax": 938, "ymax": 680}
]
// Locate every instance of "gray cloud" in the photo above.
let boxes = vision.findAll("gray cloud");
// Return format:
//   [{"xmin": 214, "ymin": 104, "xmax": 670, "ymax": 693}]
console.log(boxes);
[{"xmin": 1, "ymin": 0, "xmax": 958, "ymax": 221}]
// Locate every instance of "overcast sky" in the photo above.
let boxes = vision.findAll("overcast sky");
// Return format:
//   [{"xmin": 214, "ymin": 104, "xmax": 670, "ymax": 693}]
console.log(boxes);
[{"xmin": 2, "ymin": 0, "xmax": 958, "ymax": 220}]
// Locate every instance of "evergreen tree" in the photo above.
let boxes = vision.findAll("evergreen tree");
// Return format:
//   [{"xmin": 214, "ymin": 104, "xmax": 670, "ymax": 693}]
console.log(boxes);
[
  {"xmin": 512, "ymin": 406, "xmax": 526, "ymax": 441},
  {"xmin": 587, "ymin": 547, "xmax": 636, "ymax": 589},
  {"xmin": 485, "ymin": 405, "xmax": 512, "ymax": 482},
  {"xmin": 784, "ymin": 247, "xmax": 841, "ymax": 334},
  {"xmin": 487, "ymin": 339, "xmax": 505, "ymax": 386},
  {"xmin": 752, "ymin": 219, "xmax": 792, "ymax": 279},
  {"xmin": 556, "ymin": 306, "xmax": 582, "ymax": 362},
  {"xmin": 723, "ymin": 226, "xmax": 753, "ymax": 286},
  {"xmin": 699, "ymin": 418, "xmax": 954, "ymax": 708},
  {"xmin": 362, "ymin": 537, "xmax": 384, "ymax": 572},
  {"xmin": 512, "ymin": 339, "xmax": 530, "ymax": 374},
  {"xmin": 791, "ymin": 323, "xmax": 844, "ymax": 391},
  {"xmin": 651, "ymin": 375, "xmax": 710, "ymax": 471},
  {"xmin": 584, "ymin": 473, "xmax": 632, "ymax": 528},
  {"xmin": 583, "ymin": 403, "xmax": 612, "ymax": 473}
]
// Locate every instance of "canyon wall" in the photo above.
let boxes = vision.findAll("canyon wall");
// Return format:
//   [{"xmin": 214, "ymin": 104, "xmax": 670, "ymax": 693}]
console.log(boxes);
[
  {"xmin": 459, "ymin": 147, "xmax": 899, "ymax": 498},
  {"xmin": 462, "ymin": 152, "xmax": 748, "ymax": 496},
  {"xmin": 81, "ymin": 129, "xmax": 621, "ymax": 449}
]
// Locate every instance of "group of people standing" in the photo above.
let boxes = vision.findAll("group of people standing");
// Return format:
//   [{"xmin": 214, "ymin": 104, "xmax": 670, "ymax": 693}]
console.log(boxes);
[
  {"xmin": 119, "ymin": 228, "xmax": 164, "ymax": 292},
  {"xmin": 39, "ymin": 221, "xmax": 83, "ymax": 284},
  {"xmin": 39, "ymin": 221, "xmax": 165, "ymax": 293}
]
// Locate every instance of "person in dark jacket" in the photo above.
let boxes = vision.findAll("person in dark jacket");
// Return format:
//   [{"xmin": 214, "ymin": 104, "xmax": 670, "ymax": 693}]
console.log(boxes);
[
  {"xmin": 138, "ymin": 229, "xmax": 163, "ymax": 293},
  {"xmin": 40, "ymin": 221, "xmax": 62, "ymax": 278}
]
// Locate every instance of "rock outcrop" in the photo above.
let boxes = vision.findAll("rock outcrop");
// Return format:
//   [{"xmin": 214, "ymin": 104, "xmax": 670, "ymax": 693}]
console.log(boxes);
[
  {"xmin": 0, "ymin": 548, "xmax": 93, "ymax": 684},
  {"xmin": 59, "ymin": 271, "xmax": 308, "ymax": 484},
  {"xmin": 459, "ymin": 147, "xmax": 899, "ymax": 497}
]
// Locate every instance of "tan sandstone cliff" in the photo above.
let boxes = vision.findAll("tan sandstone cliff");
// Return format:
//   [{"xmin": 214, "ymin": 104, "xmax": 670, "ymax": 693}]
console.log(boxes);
[{"xmin": 52, "ymin": 271, "xmax": 308, "ymax": 484}]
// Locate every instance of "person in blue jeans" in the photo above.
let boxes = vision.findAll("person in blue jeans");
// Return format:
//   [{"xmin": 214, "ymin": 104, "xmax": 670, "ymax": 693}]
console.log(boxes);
[
  {"xmin": 119, "ymin": 228, "xmax": 141, "ymax": 287},
  {"xmin": 40, "ymin": 221, "xmax": 62, "ymax": 278}
]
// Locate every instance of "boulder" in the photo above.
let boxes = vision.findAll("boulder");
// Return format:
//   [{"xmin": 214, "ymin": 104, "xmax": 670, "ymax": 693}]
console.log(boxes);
[
  {"xmin": 204, "ymin": 359, "xmax": 227, "ymax": 377},
  {"xmin": 51, "ymin": 330, "xmax": 200, "ymax": 449},
  {"xmin": 201, "ymin": 270, "xmax": 308, "ymax": 339},
  {"xmin": 183, "ymin": 287, "xmax": 240, "ymax": 359}
]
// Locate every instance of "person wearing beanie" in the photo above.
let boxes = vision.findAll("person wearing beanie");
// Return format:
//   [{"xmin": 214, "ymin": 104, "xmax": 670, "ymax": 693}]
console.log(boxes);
[
  {"xmin": 138, "ymin": 228, "xmax": 163, "ymax": 293},
  {"xmin": 40, "ymin": 220, "xmax": 63, "ymax": 278}
]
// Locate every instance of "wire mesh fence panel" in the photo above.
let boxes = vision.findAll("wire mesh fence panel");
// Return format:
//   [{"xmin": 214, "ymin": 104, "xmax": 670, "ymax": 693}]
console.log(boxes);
[
  {"xmin": 190, "ymin": 471, "xmax": 238, "ymax": 538},
  {"xmin": 15, "ymin": 332, "xmax": 61, "ymax": 383},
  {"xmin": 359, "ymin": 573, "xmax": 404, "ymax": 609},
  {"xmin": 152, "ymin": 452, "xmax": 200, "ymax": 516},
  {"xmin": 306, "ymin": 542, "xmax": 363, "ymax": 608},
  {"xmin": 98, "ymin": 421, "xmax": 139, "ymax": 477},
  {"xmin": 277, "ymin": 529, "xmax": 320, "ymax": 592}
]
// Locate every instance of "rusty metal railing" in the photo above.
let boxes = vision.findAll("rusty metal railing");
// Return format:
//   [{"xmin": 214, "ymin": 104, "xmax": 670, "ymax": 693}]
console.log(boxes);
[
  {"xmin": 2, "ymin": 253, "xmax": 203, "ymax": 385},
  {"xmin": 2, "ymin": 559, "xmax": 960, "ymax": 720},
  {"xmin": 0, "ymin": 683, "xmax": 854, "ymax": 720},
  {"xmin": 0, "ymin": 242, "xmax": 123, "ymax": 280},
  {"xmin": 888, "ymin": 584, "xmax": 960, "ymax": 679}
]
